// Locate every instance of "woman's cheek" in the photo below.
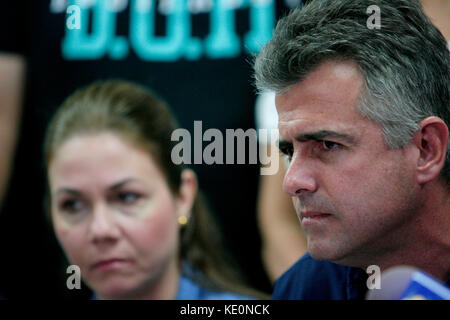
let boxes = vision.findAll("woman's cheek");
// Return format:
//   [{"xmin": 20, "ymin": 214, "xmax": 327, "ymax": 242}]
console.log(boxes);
[
  {"xmin": 128, "ymin": 198, "xmax": 179, "ymax": 259},
  {"xmin": 55, "ymin": 223, "xmax": 89, "ymax": 271}
]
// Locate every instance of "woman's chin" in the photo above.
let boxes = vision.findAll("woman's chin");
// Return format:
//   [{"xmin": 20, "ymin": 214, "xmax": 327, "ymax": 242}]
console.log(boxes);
[{"xmin": 93, "ymin": 281, "xmax": 139, "ymax": 299}]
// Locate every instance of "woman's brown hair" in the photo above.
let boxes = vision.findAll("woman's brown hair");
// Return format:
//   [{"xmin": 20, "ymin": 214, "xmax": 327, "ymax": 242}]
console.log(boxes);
[{"xmin": 44, "ymin": 79, "xmax": 267, "ymax": 299}]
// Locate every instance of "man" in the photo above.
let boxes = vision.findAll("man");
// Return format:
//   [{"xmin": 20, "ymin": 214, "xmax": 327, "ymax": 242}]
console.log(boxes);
[{"xmin": 254, "ymin": 0, "xmax": 450, "ymax": 299}]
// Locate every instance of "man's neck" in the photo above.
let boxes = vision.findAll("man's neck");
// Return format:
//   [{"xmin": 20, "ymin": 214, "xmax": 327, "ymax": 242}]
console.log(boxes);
[{"xmin": 367, "ymin": 183, "xmax": 450, "ymax": 282}]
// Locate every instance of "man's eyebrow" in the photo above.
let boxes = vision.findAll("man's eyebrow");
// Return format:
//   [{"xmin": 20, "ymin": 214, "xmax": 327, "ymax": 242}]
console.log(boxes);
[
  {"xmin": 296, "ymin": 130, "xmax": 355, "ymax": 143},
  {"xmin": 278, "ymin": 130, "xmax": 355, "ymax": 147}
]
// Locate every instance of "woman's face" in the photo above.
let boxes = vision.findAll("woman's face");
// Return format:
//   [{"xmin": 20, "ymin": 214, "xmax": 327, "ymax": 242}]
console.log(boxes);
[{"xmin": 49, "ymin": 132, "xmax": 191, "ymax": 299}]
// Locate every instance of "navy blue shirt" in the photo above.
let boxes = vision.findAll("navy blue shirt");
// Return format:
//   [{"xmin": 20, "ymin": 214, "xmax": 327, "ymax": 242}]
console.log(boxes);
[
  {"xmin": 273, "ymin": 253, "xmax": 450, "ymax": 300},
  {"xmin": 273, "ymin": 253, "xmax": 368, "ymax": 300}
]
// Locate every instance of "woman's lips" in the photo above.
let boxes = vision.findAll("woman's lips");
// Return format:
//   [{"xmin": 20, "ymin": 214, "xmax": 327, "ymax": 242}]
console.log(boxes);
[{"xmin": 91, "ymin": 258, "xmax": 133, "ymax": 271}]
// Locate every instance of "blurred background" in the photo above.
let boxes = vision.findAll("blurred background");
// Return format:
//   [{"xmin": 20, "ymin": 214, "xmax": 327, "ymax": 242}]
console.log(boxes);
[{"xmin": 0, "ymin": 0, "xmax": 306, "ymax": 299}]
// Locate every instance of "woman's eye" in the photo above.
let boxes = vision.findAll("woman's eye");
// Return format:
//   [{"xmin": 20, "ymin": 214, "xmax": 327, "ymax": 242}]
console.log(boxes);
[
  {"xmin": 60, "ymin": 199, "xmax": 84, "ymax": 213},
  {"xmin": 321, "ymin": 140, "xmax": 341, "ymax": 151},
  {"xmin": 118, "ymin": 192, "xmax": 140, "ymax": 204}
]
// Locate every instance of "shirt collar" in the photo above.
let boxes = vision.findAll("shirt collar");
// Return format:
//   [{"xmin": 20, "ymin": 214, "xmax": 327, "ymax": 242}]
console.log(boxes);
[
  {"xmin": 345, "ymin": 267, "xmax": 368, "ymax": 300},
  {"xmin": 175, "ymin": 276, "xmax": 202, "ymax": 300}
]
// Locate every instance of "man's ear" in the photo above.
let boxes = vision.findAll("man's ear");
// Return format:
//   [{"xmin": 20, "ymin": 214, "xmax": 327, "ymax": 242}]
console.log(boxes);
[
  {"xmin": 175, "ymin": 169, "xmax": 198, "ymax": 221},
  {"xmin": 413, "ymin": 116, "xmax": 449, "ymax": 185}
]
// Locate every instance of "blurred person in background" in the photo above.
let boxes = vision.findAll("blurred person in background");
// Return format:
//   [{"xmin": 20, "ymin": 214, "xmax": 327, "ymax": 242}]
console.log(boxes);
[
  {"xmin": 0, "ymin": 0, "xmax": 307, "ymax": 298},
  {"xmin": 44, "ymin": 79, "xmax": 266, "ymax": 299}
]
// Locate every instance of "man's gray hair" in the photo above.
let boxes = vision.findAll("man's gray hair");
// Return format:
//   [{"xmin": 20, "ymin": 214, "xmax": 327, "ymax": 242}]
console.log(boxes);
[{"xmin": 254, "ymin": 0, "xmax": 450, "ymax": 184}]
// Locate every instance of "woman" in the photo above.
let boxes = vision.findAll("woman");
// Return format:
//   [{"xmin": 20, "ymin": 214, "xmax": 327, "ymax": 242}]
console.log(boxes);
[{"xmin": 44, "ymin": 80, "xmax": 265, "ymax": 300}]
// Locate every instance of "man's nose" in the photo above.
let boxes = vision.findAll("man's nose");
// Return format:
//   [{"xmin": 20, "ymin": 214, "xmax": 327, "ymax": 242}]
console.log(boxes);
[
  {"xmin": 89, "ymin": 202, "xmax": 120, "ymax": 244},
  {"xmin": 283, "ymin": 153, "xmax": 318, "ymax": 197}
]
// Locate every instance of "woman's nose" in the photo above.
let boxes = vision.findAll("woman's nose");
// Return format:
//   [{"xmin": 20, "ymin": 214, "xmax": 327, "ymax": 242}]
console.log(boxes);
[{"xmin": 89, "ymin": 202, "xmax": 120, "ymax": 244}]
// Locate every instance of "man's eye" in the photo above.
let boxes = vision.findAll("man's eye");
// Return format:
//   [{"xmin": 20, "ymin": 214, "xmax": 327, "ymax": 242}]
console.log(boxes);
[
  {"xmin": 321, "ymin": 140, "xmax": 341, "ymax": 151},
  {"xmin": 279, "ymin": 145, "xmax": 294, "ymax": 159},
  {"xmin": 118, "ymin": 192, "xmax": 140, "ymax": 204}
]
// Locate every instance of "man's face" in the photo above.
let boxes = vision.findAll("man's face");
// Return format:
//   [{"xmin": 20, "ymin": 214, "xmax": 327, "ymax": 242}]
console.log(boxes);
[{"xmin": 276, "ymin": 59, "xmax": 420, "ymax": 266}]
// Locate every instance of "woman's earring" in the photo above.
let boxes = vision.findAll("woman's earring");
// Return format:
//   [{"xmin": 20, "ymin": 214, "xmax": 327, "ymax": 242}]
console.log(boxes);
[{"xmin": 177, "ymin": 216, "xmax": 188, "ymax": 226}]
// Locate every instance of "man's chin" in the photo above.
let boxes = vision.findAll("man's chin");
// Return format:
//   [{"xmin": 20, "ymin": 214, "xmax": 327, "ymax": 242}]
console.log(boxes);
[
  {"xmin": 309, "ymin": 249, "xmax": 366, "ymax": 269},
  {"xmin": 308, "ymin": 250, "xmax": 333, "ymax": 261},
  {"xmin": 308, "ymin": 244, "xmax": 348, "ymax": 264}
]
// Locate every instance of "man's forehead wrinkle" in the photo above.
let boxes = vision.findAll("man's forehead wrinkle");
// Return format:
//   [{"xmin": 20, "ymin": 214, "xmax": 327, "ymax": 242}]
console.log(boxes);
[
  {"xmin": 277, "ymin": 96, "xmax": 355, "ymax": 124},
  {"xmin": 278, "ymin": 118, "xmax": 313, "ymax": 142},
  {"xmin": 277, "ymin": 107, "xmax": 329, "ymax": 125},
  {"xmin": 278, "ymin": 117, "xmax": 310, "ymax": 137},
  {"xmin": 278, "ymin": 117, "xmax": 359, "ymax": 143}
]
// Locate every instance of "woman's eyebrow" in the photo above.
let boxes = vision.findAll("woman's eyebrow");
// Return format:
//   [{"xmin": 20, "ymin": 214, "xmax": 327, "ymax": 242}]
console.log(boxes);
[
  {"xmin": 55, "ymin": 179, "xmax": 143, "ymax": 195},
  {"xmin": 109, "ymin": 178, "xmax": 142, "ymax": 190},
  {"xmin": 56, "ymin": 188, "xmax": 82, "ymax": 196}
]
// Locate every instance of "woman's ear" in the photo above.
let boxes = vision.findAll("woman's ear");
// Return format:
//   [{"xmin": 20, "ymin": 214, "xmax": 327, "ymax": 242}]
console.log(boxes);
[{"xmin": 175, "ymin": 169, "xmax": 198, "ymax": 222}]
